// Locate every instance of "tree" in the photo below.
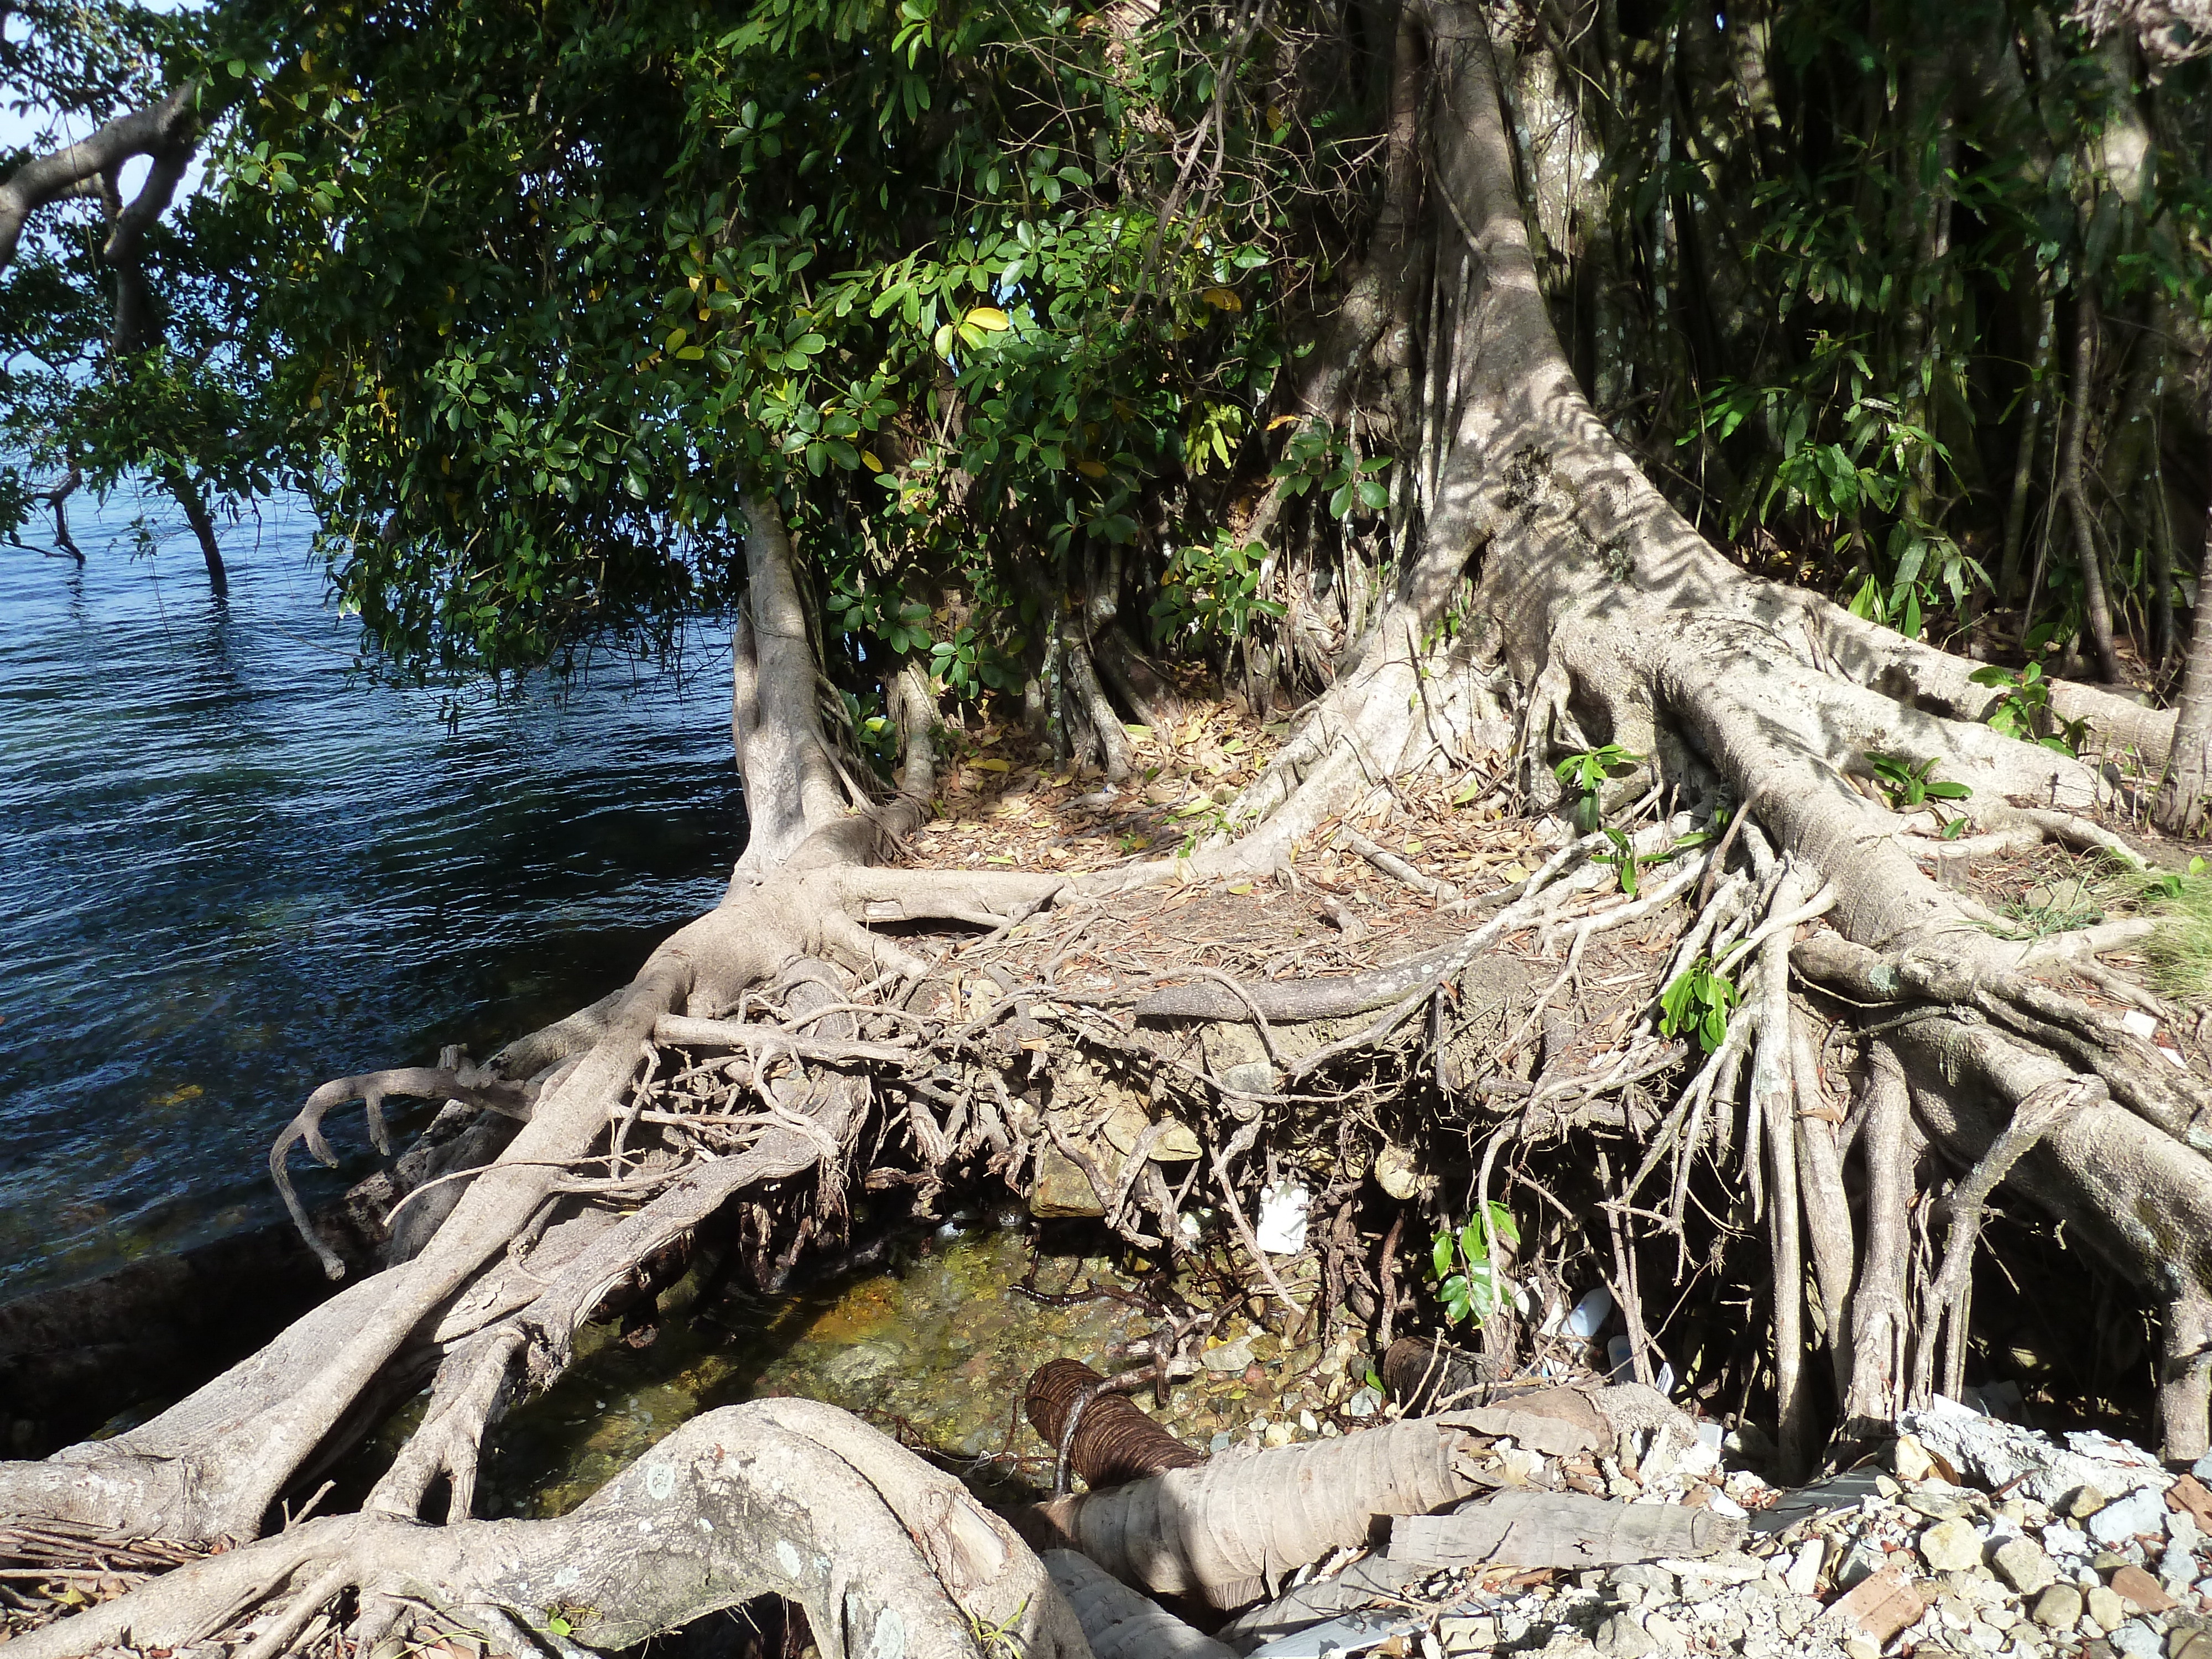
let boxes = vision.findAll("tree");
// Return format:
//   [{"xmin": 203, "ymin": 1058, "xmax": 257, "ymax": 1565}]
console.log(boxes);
[{"xmin": 4, "ymin": 1, "xmax": 2212, "ymax": 1654}]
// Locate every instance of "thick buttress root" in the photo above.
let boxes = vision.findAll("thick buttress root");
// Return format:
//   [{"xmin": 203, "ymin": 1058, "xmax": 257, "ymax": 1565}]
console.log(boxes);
[
  {"xmin": 1009, "ymin": 1384, "xmax": 1659, "ymax": 1608},
  {"xmin": 1, "ymin": 1401, "xmax": 1090, "ymax": 1659}
]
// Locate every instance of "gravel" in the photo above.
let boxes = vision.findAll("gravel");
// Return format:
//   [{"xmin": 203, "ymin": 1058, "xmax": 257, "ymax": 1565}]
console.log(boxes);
[{"xmin": 1222, "ymin": 1399, "xmax": 2212, "ymax": 1659}]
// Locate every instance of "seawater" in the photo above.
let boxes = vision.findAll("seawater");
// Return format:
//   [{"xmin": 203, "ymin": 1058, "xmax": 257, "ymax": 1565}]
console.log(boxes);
[{"xmin": 0, "ymin": 489, "xmax": 740, "ymax": 1297}]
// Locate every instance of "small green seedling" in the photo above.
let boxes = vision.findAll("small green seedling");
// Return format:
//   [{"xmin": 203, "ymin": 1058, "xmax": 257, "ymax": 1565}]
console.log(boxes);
[
  {"xmin": 1595, "ymin": 826, "xmax": 1641, "ymax": 896},
  {"xmin": 1553, "ymin": 743, "xmax": 1642, "ymax": 796},
  {"xmin": 1968, "ymin": 661, "xmax": 2088, "ymax": 755},
  {"xmin": 1426, "ymin": 1203, "xmax": 1519, "ymax": 1327},
  {"xmin": 1866, "ymin": 752, "xmax": 1971, "ymax": 812},
  {"xmin": 1660, "ymin": 956, "xmax": 1737, "ymax": 1052}
]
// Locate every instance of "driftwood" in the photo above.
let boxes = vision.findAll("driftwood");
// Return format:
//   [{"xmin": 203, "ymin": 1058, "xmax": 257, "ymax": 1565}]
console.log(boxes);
[{"xmin": 1389, "ymin": 1488, "xmax": 1746, "ymax": 1568}]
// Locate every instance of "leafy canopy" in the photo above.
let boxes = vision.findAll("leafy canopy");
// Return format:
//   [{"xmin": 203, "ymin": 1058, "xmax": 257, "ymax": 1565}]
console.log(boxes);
[{"xmin": 3, "ymin": 0, "xmax": 1378, "ymax": 696}]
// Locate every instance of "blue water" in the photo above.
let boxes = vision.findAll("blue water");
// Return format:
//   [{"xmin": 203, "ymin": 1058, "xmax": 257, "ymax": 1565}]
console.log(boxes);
[{"xmin": 0, "ymin": 490, "xmax": 741, "ymax": 1297}]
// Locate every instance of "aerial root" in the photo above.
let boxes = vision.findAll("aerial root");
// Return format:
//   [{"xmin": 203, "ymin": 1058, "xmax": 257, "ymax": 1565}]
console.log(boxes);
[{"xmin": 270, "ymin": 1058, "xmax": 535, "ymax": 1277}]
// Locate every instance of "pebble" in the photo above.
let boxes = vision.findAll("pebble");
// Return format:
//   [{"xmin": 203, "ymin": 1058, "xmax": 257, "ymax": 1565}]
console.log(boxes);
[
  {"xmin": 1993, "ymin": 1536, "xmax": 2058, "ymax": 1595},
  {"xmin": 1923, "ymin": 1518, "xmax": 1987, "ymax": 1573},
  {"xmin": 2090, "ymin": 1585, "xmax": 2129, "ymax": 1629},
  {"xmin": 2112, "ymin": 1620, "xmax": 2163, "ymax": 1658},
  {"xmin": 2033, "ymin": 1585, "xmax": 2084, "ymax": 1629},
  {"xmin": 2092, "ymin": 1490, "xmax": 2172, "ymax": 1547}
]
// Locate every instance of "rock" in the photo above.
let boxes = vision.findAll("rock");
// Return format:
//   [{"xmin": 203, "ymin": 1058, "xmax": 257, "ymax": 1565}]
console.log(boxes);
[
  {"xmin": 2093, "ymin": 1490, "xmax": 2172, "ymax": 1547},
  {"xmin": 1439, "ymin": 1615, "xmax": 1500, "ymax": 1655},
  {"xmin": 1597, "ymin": 1613, "xmax": 1658, "ymax": 1658},
  {"xmin": 2034, "ymin": 1586, "xmax": 2085, "ymax": 1630},
  {"xmin": 1373, "ymin": 1140, "xmax": 1423, "ymax": 1199},
  {"xmin": 1785, "ymin": 1538, "xmax": 1824, "ymax": 1597},
  {"xmin": 1896, "ymin": 1434, "xmax": 1937, "ymax": 1483},
  {"xmin": 1611, "ymin": 1565, "xmax": 1678, "ymax": 1597},
  {"xmin": 1841, "ymin": 1641, "xmax": 1880, "ymax": 1659},
  {"xmin": 1342, "ymin": 1384, "xmax": 1382, "ymax": 1419},
  {"xmin": 2110, "ymin": 1564, "xmax": 2176, "ymax": 1614},
  {"xmin": 2090, "ymin": 1587, "xmax": 2128, "ymax": 1630},
  {"xmin": 1640, "ymin": 1610, "xmax": 1683, "ymax": 1653},
  {"xmin": 1922, "ymin": 1518, "xmax": 1986, "ymax": 1574},
  {"xmin": 2074, "ymin": 1487, "xmax": 2113, "ymax": 1519},
  {"xmin": 1824, "ymin": 1563, "xmax": 1930, "ymax": 1645},
  {"xmin": 2112, "ymin": 1622, "xmax": 2163, "ymax": 1659},
  {"xmin": 2168, "ymin": 1473, "xmax": 2212, "ymax": 1530},
  {"xmin": 1994, "ymin": 1537, "xmax": 2059, "ymax": 1595},
  {"xmin": 1202, "ymin": 1334, "xmax": 1257, "ymax": 1373},
  {"xmin": 1027, "ymin": 1144, "xmax": 1107, "ymax": 1217},
  {"xmin": 1905, "ymin": 1397, "xmax": 2169, "ymax": 1509},
  {"xmin": 2171, "ymin": 1630, "xmax": 2212, "ymax": 1659},
  {"xmin": 2046, "ymin": 1522, "xmax": 2094, "ymax": 1559}
]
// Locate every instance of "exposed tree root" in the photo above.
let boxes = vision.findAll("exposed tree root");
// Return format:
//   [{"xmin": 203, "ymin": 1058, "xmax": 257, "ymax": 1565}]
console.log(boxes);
[
  {"xmin": 8, "ymin": 9, "xmax": 2212, "ymax": 1658},
  {"xmin": 1, "ymin": 1402, "xmax": 1088, "ymax": 1659}
]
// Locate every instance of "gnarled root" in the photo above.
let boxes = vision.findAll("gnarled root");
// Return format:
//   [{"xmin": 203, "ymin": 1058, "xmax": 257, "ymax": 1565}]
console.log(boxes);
[
  {"xmin": 6, "ymin": 1401, "xmax": 1089, "ymax": 1659},
  {"xmin": 1011, "ymin": 1386, "xmax": 1658, "ymax": 1608},
  {"xmin": 272, "ymin": 1060, "xmax": 534, "ymax": 1279}
]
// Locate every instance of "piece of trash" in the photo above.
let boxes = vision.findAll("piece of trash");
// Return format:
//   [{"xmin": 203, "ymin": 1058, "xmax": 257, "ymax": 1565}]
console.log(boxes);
[
  {"xmin": 1606, "ymin": 1333, "xmax": 1676, "ymax": 1395},
  {"xmin": 2122, "ymin": 1009, "xmax": 2159, "ymax": 1040},
  {"xmin": 1246, "ymin": 1606, "xmax": 1425, "ymax": 1658},
  {"xmin": 1563, "ymin": 1286, "xmax": 1613, "ymax": 1339},
  {"xmin": 1255, "ymin": 1181, "xmax": 1310, "ymax": 1253}
]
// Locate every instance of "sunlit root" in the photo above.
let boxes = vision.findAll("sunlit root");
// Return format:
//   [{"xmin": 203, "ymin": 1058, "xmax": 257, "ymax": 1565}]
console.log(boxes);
[
  {"xmin": 7, "ymin": 1401, "xmax": 1088, "ymax": 1659},
  {"xmin": 1044, "ymin": 1550, "xmax": 1235, "ymax": 1659},
  {"xmin": 1011, "ymin": 1391, "xmax": 1641, "ymax": 1608},
  {"xmin": 271, "ymin": 1060, "xmax": 534, "ymax": 1277}
]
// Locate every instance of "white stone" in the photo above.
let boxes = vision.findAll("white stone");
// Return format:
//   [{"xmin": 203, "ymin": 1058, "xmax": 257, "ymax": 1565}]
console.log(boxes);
[
  {"xmin": 2043, "ymin": 1522, "xmax": 2091, "ymax": 1558},
  {"xmin": 2088, "ymin": 1488, "xmax": 2169, "ymax": 1547},
  {"xmin": 1784, "ymin": 1539, "xmax": 1824, "ymax": 1597}
]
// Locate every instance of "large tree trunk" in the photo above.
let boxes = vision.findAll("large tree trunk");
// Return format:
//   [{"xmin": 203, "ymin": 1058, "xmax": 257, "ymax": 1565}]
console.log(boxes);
[
  {"xmin": 2154, "ymin": 474, "xmax": 2212, "ymax": 835},
  {"xmin": 161, "ymin": 466, "xmax": 228, "ymax": 597},
  {"xmin": 4, "ymin": 7, "xmax": 2209, "ymax": 1657}
]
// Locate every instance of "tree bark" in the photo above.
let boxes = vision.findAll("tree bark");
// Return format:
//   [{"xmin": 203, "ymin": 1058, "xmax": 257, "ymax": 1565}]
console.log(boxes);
[
  {"xmin": 2154, "ymin": 474, "xmax": 2212, "ymax": 834},
  {"xmin": 161, "ymin": 466, "xmax": 227, "ymax": 596},
  {"xmin": 2059, "ymin": 294, "xmax": 2125, "ymax": 684}
]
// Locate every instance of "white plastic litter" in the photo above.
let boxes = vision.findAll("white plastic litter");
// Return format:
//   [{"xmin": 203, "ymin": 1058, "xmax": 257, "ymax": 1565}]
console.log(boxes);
[
  {"xmin": 1255, "ymin": 1181, "xmax": 1310, "ymax": 1254},
  {"xmin": 2122, "ymin": 1009, "xmax": 2159, "ymax": 1040},
  {"xmin": 1562, "ymin": 1286, "xmax": 1614, "ymax": 1339}
]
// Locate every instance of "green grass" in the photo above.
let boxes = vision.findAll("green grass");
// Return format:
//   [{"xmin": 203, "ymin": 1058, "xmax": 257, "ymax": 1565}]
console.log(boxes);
[{"xmin": 2147, "ymin": 870, "xmax": 2212, "ymax": 1000}]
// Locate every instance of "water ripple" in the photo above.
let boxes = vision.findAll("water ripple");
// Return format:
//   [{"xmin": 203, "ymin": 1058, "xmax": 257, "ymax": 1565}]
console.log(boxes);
[{"xmin": 0, "ymin": 492, "xmax": 741, "ymax": 1297}]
